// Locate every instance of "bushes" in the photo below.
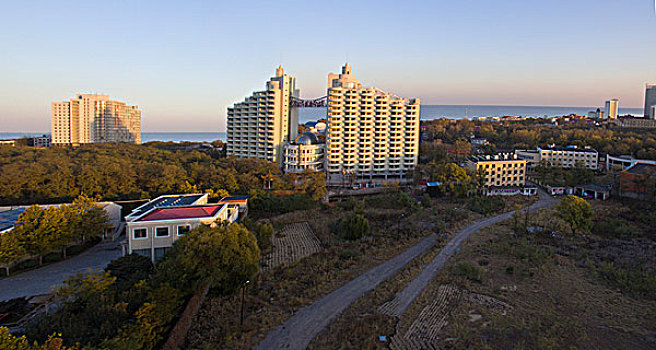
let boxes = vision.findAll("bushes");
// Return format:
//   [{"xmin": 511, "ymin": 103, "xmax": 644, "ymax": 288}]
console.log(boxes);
[
  {"xmin": 23, "ymin": 223, "xmax": 260, "ymax": 349},
  {"xmin": 468, "ymin": 196, "xmax": 505, "ymax": 215},
  {"xmin": 592, "ymin": 219, "xmax": 639, "ymax": 240},
  {"xmin": 596, "ymin": 262, "xmax": 656, "ymax": 299},
  {"xmin": 250, "ymin": 194, "xmax": 318, "ymax": 215},
  {"xmin": 454, "ymin": 262, "xmax": 484, "ymax": 283},
  {"xmin": 332, "ymin": 213, "xmax": 370, "ymax": 241},
  {"xmin": 363, "ymin": 190, "xmax": 418, "ymax": 210}
]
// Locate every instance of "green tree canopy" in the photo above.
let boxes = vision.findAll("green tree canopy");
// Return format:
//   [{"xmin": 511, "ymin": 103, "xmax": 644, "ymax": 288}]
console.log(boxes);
[
  {"xmin": 555, "ymin": 195, "xmax": 593, "ymax": 235},
  {"xmin": 176, "ymin": 223, "xmax": 260, "ymax": 293}
]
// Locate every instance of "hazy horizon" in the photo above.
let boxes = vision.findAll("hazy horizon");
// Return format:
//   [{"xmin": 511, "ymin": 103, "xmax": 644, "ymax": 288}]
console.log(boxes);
[{"xmin": 1, "ymin": 0, "xmax": 655, "ymax": 132}]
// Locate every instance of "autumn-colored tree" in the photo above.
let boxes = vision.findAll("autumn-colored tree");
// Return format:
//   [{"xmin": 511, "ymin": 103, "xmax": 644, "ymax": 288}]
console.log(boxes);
[
  {"xmin": 555, "ymin": 195, "xmax": 593, "ymax": 235},
  {"xmin": 176, "ymin": 224, "xmax": 260, "ymax": 293},
  {"xmin": 0, "ymin": 233, "xmax": 24, "ymax": 276}
]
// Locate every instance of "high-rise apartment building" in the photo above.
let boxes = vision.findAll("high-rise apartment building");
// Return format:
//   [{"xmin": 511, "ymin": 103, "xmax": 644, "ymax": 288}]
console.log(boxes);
[
  {"xmin": 325, "ymin": 64, "xmax": 420, "ymax": 185},
  {"xmin": 644, "ymin": 84, "xmax": 656, "ymax": 119},
  {"xmin": 51, "ymin": 94, "xmax": 141, "ymax": 145},
  {"xmin": 605, "ymin": 98, "xmax": 619, "ymax": 119},
  {"xmin": 226, "ymin": 66, "xmax": 299, "ymax": 163}
]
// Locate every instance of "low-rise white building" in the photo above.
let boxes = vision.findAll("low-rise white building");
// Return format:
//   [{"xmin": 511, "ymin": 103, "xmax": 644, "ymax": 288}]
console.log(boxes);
[
  {"xmin": 126, "ymin": 203, "xmax": 239, "ymax": 261},
  {"xmin": 283, "ymin": 133, "xmax": 325, "ymax": 173},
  {"xmin": 515, "ymin": 146, "xmax": 598, "ymax": 170}
]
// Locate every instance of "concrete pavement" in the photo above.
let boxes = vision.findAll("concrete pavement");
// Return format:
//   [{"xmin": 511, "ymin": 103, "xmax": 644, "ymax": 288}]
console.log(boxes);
[{"xmin": 0, "ymin": 239, "xmax": 123, "ymax": 301}]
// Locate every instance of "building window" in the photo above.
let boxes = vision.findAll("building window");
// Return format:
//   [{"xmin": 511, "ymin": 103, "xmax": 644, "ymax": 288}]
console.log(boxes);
[
  {"xmin": 177, "ymin": 225, "xmax": 191, "ymax": 236},
  {"xmin": 155, "ymin": 227, "xmax": 169, "ymax": 237},
  {"xmin": 133, "ymin": 228, "xmax": 147, "ymax": 239}
]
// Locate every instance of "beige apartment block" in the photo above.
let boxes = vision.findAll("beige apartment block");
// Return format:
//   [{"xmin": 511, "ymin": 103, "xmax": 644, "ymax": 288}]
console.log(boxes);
[
  {"xmin": 325, "ymin": 64, "xmax": 420, "ymax": 185},
  {"xmin": 51, "ymin": 94, "xmax": 141, "ymax": 145},
  {"xmin": 227, "ymin": 66, "xmax": 299, "ymax": 164},
  {"xmin": 468, "ymin": 154, "xmax": 526, "ymax": 187}
]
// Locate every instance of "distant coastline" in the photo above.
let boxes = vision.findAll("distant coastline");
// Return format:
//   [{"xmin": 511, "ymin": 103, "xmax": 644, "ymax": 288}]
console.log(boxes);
[{"xmin": 3, "ymin": 104, "xmax": 646, "ymax": 143}]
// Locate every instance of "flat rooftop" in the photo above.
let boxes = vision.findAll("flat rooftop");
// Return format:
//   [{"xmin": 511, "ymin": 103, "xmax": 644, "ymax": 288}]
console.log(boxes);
[
  {"xmin": 625, "ymin": 163, "xmax": 656, "ymax": 175},
  {"xmin": 136, "ymin": 205, "xmax": 224, "ymax": 222},
  {"xmin": 219, "ymin": 195, "xmax": 248, "ymax": 202},
  {"xmin": 0, "ymin": 208, "xmax": 26, "ymax": 233},
  {"xmin": 538, "ymin": 146, "xmax": 598, "ymax": 153},
  {"xmin": 129, "ymin": 194, "xmax": 206, "ymax": 218}
]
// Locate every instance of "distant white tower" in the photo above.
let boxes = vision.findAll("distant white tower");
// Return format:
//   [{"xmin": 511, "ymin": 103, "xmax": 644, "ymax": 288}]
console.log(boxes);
[
  {"xmin": 644, "ymin": 84, "xmax": 656, "ymax": 119},
  {"xmin": 605, "ymin": 98, "xmax": 619, "ymax": 119}
]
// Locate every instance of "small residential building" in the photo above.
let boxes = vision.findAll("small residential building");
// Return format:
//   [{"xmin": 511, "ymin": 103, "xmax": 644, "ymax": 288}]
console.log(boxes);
[
  {"xmin": 467, "ymin": 153, "xmax": 526, "ymax": 188},
  {"xmin": 30, "ymin": 135, "xmax": 51, "ymax": 148},
  {"xmin": 486, "ymin": 186, "xmax": 537, "ymax": 196},
  {"xmin": 283, "ymin": 133, "xmax": 325, "ymax": 173},
  {"xmin": 216, "ymin": 195, "xmax": 249, "ymax": 219},
  {"xmin": 546, "ymin": 185, "xmax": 574, "ymax": 196},
  {"xmin": 0, "ymin": 140, "xmax": 16, "ymax": 147},
  {"xmin": 620, "ymin": 163, "xmax": 656, "ymax": 199},
  {"xmin": 575, "ymin": 184, "xmax": 610, "ymax": 200},
  {"xmin": 126, "ymin": 203, "xmax": 239, "ymax": 262}
]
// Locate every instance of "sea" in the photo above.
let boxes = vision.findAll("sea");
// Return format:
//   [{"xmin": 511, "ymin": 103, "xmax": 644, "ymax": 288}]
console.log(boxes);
[{"xmin": 2, "ymin": 105, "xmax": 645, "ymax": 143}]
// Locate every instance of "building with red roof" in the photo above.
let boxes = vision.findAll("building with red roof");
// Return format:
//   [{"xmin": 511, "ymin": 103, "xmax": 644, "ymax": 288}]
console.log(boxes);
[{"xmin": 126, "ymin": 198, "xmax": 240, "ymax": 262}]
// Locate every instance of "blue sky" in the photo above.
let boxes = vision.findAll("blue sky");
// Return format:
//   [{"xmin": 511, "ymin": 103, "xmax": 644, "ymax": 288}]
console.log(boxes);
[{"xmin": 1, "ymin": 0, "xmax": 655, "ymax": 132}]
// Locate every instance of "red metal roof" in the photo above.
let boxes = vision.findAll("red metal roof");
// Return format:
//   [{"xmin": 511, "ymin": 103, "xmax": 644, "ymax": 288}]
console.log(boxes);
[{"xmin": 137, "ymin": 205, "xmax": 223, "ymax": 221}]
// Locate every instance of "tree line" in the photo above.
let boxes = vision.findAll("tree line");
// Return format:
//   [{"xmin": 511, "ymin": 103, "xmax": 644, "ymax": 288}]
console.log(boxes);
[
  {"xmin": 0, "ymin": 143, "xmax": 326, "ymax": 205},
  {"xmin": 0, "ymin": 195, "xmax": 109, "ymax": 275},
  {"xmin": 6, "ymin": 222, "xmax": 260, "ymax": 350},
  {"xmin": 420, "ymin": 118, "xmax": 656, "ymax": 159}
]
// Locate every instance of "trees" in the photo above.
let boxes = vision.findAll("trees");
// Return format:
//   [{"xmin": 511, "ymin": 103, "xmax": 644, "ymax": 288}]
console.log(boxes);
[
  {"xmin": 1, "ymin": 196, "xmax": 110, "ymax": 269},
  {"xmin": 555, "ymin": 195, "xmax": 593, "ymax": 235},
  {"xmin": 176, "ymin": 224, "xmax": 260, "ymax": 294},
  {"xmin": 336, "ymin": 213, "xmax": 370, "ymax": 241}
]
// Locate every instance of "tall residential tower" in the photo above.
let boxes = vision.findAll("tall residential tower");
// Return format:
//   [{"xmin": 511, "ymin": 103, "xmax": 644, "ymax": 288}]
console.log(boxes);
[
  {"xmin": 325, "ymin": 64, "xmax": 420, "ymax": 185},
  {"xmin": 226, "ymin": 66, "xmax": 299, "ymax": 163},
  {"xmin": 644, "ymin": 84, "xmax": 656, "ymax": 119},
  {"xmin": 51, "ymin": 94, "xmax": 141, "ymax": 145},
  {"xmin": 605, "ymin": 98, "xmax": 619, "ymax": 119}
]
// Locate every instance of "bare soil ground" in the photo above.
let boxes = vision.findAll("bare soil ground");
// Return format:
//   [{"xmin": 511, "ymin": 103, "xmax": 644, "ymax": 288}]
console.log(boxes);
[
  {"xmin": 397, "ymin": 205, "xmax": 656, "ymax": 349},
  {"xmin": 261, "ymin": 222, "xmax": 322, "ymax": 272},
  {"xmin": 186, "ymin": 199, "xmax": 474, "ymax": 349}
]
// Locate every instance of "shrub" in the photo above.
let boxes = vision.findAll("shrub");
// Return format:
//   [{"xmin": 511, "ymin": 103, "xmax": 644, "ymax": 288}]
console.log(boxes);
[
  {"xmin": 454, "ymin": 262, "xmax": 484, "ymax": 283},
  {"xmin": 596, "ymin": 262, "xmax": 656, "ymax": 299},
  {"xmin": 468, "ymin": 196, "xmax": 505, "ymax": 215},
  {"xmin": 592, "ymin": 219, "xmax": 638, "ymax": 240},
  {"xmin": 253, "ymin": 222, "xmax": 274, "ymax": 252},
  {"xmin": 334, "ymin": 213, "xmax": 370, "ymax": 241}
]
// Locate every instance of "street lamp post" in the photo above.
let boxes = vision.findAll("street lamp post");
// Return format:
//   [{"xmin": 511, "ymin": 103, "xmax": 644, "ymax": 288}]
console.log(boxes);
[
  {"xmin": 397, "ymin": 213, "xmax": 404, "ymax": 241},
  {"xmin": 240, "ymin": 280, "xmax": 250, "ymax": 326}
]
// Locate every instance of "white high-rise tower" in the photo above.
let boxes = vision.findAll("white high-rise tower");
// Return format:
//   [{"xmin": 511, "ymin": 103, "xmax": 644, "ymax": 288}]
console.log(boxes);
[
  {"xmin": 226, "ymin": 67, "xmax": 299, "ymax": 163},
  {"xmin": 325, "ymin": 64, "xmax": 420, "ymax": 185}
]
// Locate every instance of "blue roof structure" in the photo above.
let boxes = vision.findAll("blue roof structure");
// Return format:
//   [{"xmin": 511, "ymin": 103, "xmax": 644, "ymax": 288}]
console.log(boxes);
[
  {"xmin": 0, "ymin": 208, "xmax": 26, "ymax": 233},
  {"xmin": 220, "ymin": 195, "xmax": 249, "ymax": 201},
  {"xmin": 128, "ymin": 194, "xmax": 206, "ymax": 219}
]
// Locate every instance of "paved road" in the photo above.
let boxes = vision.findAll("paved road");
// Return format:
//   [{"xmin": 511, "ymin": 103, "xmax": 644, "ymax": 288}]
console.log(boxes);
[
  {"xmin": 256, "ymin": 234, "xmax": 440, "ymax": 350},
  {"xmin": 0, "ymin": 239, "xmax": 123, "ymax": 301},
  {"xmin": 257, "ymin": 190, "xmax": 557, "ymax": 349},
  {"xmin": 379, "ymin": 189, "xmax": 557, "ymax": 317}
]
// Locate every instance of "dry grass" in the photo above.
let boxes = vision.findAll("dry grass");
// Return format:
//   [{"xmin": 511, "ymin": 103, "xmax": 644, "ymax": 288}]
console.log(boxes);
[
  {"xmin": 185, "ymin": 203, "xmax": 463, "ymax": 349},
  {"xmin": 394, "ymin": 206, "xmax": 656, "ymax": 349}
]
